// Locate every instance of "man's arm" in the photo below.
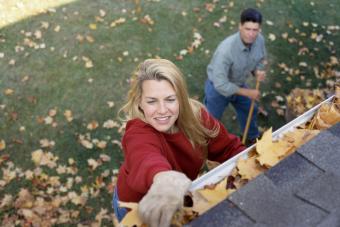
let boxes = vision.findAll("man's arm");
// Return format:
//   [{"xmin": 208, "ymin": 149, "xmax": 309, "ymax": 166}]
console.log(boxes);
[
  {"xmin": 208, "ymin": 48, "xmax": 240, "ymax": 97},
  {"xmin": 236, "ymin": 87, "xmax": 260, "ymax": 100}
]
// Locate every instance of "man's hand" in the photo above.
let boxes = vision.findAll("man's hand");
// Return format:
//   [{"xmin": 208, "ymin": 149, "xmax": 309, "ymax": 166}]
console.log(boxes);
[
  {"xmin": 255, "ymin": 69, "xmax": 266, "ymax": 82},
  {"xmin": 237, "ymin": 88, "xmax": 260, "ymax": 100},
  {"xmin": 138, "ymin": 171, "xmax": 192, "ymax": 227}
]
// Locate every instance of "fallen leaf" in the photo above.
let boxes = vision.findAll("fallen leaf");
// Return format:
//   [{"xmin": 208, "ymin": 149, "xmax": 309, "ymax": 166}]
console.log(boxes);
[
  {"xmin": 32, "ymin": 149, "xmax": 44, "ymax": 165},
  {"xmin": 88, "ymin": 159, "xmax": 100, "ymax": 170},
  {"xmin": 237, "ymin": 155, "xmax": 266, "ymax": 180},
  {"xmin": 4, "ymin": 88, "xmax": 14, "ymax": 95},
  {"xmin": 195, "ymin": 178, "xmax": 234, "ymax": 213},
  {"xmin": 64, "ymin": 110, "xmax": 73, "ymax": 122},
  {"xmin": 87, "ymin": 121, "xmax": 99, "ymax": 130},
  {"xmin": 0, "ymin": 140, "xmax": 6, "ymax": 151},
  {"xmin": 119, "ymin": 202, "xmax": 144, "ymax": 227},
  {"xmin": 256, "ymin": 128, "xmax": 279, "ymax": 167},
  {"xmin": 268, "ymin": 33, "xmax": 276, "ymax": 41},
  {"xmin": 89, "ymin": 23, "xmax": 97, "ymax": 30}
]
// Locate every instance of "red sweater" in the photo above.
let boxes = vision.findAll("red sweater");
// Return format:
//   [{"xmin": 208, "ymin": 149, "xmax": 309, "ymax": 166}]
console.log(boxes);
[{"xmin": 117, "ymin": 109, "xmax": 245, "ymax": 202}]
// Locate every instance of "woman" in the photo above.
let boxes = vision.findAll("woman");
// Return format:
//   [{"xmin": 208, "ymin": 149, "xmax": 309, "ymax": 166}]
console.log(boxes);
[{"xmin": 113, "ymin": 59, "xmax": 245, "ymax": 227}]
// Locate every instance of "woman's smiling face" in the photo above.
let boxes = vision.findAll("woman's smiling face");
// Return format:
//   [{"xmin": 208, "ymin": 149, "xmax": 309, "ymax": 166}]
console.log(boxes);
[{"xmin": 139, "ymin": 79, "xmax": 179, "ymax": 133}]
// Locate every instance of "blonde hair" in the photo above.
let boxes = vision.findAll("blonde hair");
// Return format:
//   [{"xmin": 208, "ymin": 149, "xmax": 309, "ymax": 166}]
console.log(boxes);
[{"xmin": 119, "ymin": 59, "xmax": 219, "ymax": 151}]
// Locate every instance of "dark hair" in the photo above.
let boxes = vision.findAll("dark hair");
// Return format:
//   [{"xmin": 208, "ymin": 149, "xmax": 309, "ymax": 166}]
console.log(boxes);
[{"xmin": 240, "ymin": 8, "xmax": 262, "ymax": 24}]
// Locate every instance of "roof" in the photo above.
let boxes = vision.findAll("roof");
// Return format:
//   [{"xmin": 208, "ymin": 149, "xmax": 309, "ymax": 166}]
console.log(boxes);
[{"xmin": 186, "ymin": 122, "xmax": 340, "ymax": 227}]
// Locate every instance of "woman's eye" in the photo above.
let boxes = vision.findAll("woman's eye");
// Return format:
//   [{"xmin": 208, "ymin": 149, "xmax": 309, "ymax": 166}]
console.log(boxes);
[{"xmin": 166, "ymin": 99, "xmax": 176, "ymax": 102}]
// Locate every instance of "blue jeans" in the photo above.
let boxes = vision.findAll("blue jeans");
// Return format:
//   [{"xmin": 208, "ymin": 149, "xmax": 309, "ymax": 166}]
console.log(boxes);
[
  {"xmin": 112, "ymin": 187, "xmax": 128, "ymax": 222},
  {"xmin": 204, "ymin": 79, "xmax": 259, "ymax": 140}
]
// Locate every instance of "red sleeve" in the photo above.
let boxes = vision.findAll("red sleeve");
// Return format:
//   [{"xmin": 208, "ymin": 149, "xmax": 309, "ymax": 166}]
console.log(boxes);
[
  {"xmin": 122, "ymin": 122, "xmax": 172, "ymax": 195},
  {"xmin": 201, "ymin": 108, "xmax": 246, "ymax": 163}
]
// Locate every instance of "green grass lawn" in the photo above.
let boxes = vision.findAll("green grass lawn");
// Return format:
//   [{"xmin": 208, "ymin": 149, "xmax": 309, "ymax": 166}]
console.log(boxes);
[{"xmin": 0, "ymin": 0, "xmax": 339, "ymax": 225}]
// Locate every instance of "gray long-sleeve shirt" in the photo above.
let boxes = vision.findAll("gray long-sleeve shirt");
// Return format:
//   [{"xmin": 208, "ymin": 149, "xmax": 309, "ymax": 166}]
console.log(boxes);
[{"xmin": 207, "ymin": 32, "xmax": 266, "ymax": 97}]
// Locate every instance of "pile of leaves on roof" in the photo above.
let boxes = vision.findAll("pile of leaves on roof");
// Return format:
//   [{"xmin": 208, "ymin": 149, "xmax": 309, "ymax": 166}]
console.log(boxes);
[
  {"xmin": 285, "ymin": 88, "xmax": 326, "ymax": 121},
  {"xmin": 118, "ymin": 83, "xmax": 340, "ymax": 227}
]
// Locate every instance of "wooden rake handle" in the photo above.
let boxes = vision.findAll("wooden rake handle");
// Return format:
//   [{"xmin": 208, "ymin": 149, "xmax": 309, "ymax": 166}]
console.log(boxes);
[{"xmin": 242, "ymin": 79, "xmax": 260, "ymax": 144}]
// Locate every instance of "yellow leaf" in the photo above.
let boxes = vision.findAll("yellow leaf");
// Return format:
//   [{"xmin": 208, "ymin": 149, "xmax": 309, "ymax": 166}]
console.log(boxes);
[
  {"xmin": 99, "ymin": 9, "xmax": 106, "ymax": 17},
  {"xmin": 96, "ymin": 141, "xmax": 107, "ymax": 149},
  {"xmin": 194, "ymin": 178, "xmax": 234, "ymax": 214},
  {"xmin": 88, "ymin": 158, "xmax": 99, "ymax": 170},
  {"xmin": 9, "ymin": 59, "xmax": 16, "ymax": 65},
  {"xmin": 32, "ymin": 149, "xmax": 43, "ymax": 165},
  {"xmin": 268, "ymin": 33, "xmax": 276, "ymax": 41},
  {"xmin": 237, "ymin": 156, "xmax": 266, "ymax": 180},
  {"xmin": 0, "ymin": 140, "xmax": 6, "ymax": 151},
  {"xmin": 100, "ymin": 154, "xmax": 111, "ymax": 163},
  {"xmin": 80, "ymin": 138, "xmax": 93, "ymax": 149},
  {"xmin": 310, "ymin": 32, "xmax": 318, "ymax": 39},
  {"xmin": 283, "ymin": 129, "xmax": 320, "ymax": 148},
  {"xmin": 86, "ymin": 35, "xmax": 95, "ymax": 43},
  {"xmin": 44, "ymin": 116, "xmax": 53, "ymax": 125},
  {"xmin": 54, "ymin": 25, "xmax": 61, "ymax": 32},
  {"xmin": 87, "ymin": 121, "xmax": 99, "ymax": 130},
  {"xmin": 319, "ymin": 104, "xmax": 340, "ymax": 125},
  {"xmin": 119, "ymin": 202, "xmax": 144, "ymax": 227},
  {"xmin": 107, "ymin": 101, "xmax": 115, "ymax": 108},
  {"xmin": 4, "ymin": 88, "xmax": 14, "ymax": 95},
  {"xmin": 40, "ymin": 139, "xmax": 55, "ymax": 148},
  {"xmin": 256, "ymin": 128, "xmax": 279, "ymax": 167},
  {"xmin": 103, "ymin": 119, "xmax": 119, "ymax": 128},
  {"xmin": 85, "ymin": 60, "xmax": 94, "ymax": 68},
  {"xmin": 89, "ymin": 23, "xmax": 97, "ymax": 30},
  {"xmin": 266, "ymin": 20, "xmax": 274, "ymax": 26},
  {"xmin": 64, "ymin": 110, "xmax": 73, "ymax": 122},
  {"xmin": 15, "ymin": 189, "xmax": 34, "ymax": 209},
  {"xmin": 48, "ymin": 108, "xmax": 57, "ymax": 117},
  {"xmin": 272, "ymin": 140, "xmax": 295, "ymax": 158}
]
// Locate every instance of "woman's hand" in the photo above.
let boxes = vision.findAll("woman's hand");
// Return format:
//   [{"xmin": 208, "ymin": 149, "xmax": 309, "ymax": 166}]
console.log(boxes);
[{"xmin": 138, "ymin": 171, "xmax": 192, "ymax": 227}]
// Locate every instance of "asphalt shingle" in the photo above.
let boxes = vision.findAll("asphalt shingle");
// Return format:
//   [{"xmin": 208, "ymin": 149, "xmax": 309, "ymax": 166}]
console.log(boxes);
[
  {"xmin": 297, "ymin": 124, "xmax": 340, "ymax": 176},
  {"xmin": 190, "ymin": 123, "xmax": 340, "ymax": 226},
  {"xmin": 228, "ymin": 174, "xmax": 327, "ymax": 226},
  {"xmin": 328, "ymin": 121, "xmax": 340, "ymax": 137},
  {"xmin": 265, "ymin": 152, "xmax": 323, "ymax": 193},
  {"xmin": 296, "ymin": 172, "xmax": 340, "ymax": 211},
  {"xmin": 185, "ymin": 199, "xmax": 254, "ymax": 227},
  {"xmin": 316, "ymin": 209, "xmax": 340, "ymax": 227}
]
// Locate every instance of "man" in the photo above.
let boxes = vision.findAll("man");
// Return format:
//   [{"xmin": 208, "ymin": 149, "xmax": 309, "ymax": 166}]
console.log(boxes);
[{"xmin": 204, "ymin": 8, "xmax": 267, "ymax": 145}]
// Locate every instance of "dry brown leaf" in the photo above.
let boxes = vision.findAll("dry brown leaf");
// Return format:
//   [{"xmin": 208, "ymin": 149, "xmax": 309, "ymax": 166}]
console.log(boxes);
[
  {"xmin": 32, "ymin": 149, "xmax": 43, "ymax": 165},
  {"xmin": 272, "ymin": 140, "xmax": 295, "ymax": 158},
  {"xmin": 315, "ymin": 113, "xmax": 332, "ymax": 129},
  {"xmin": 103, "ymin": 120, "xmax": 119, "ymax": 128},
  {"xmin": 0, "ymin": 139, "xmax": 6, "ymax": 151},
  {"xmin": 256, "ymin": 128, "xmax": 280, "ymax": 168},
  {"xmin": 110, "ymin": 17, "xmax": 126, "ymax": 27},
  {"xmin": 319, "ymin": 104, "xmax": 340, "ymax": 125},
  {"xmin": 64, "ymin": 110, "xmax": 73, "ymax": 122},
  {"xmin": 80, "ymin": 138, "xmax": 93, "ymax": 149},
  {"xmin": 15, "ymin": 189, "xmax": 34, "ymax": 209},
  {"xmin": 87, "ymin": 159, "xmax": 100, "ymax": 170},
  {"xmin": 40, "ymin": 139, "xmax": 55, "ymax": 148},
  {"xmin": 283, "ymin": 129, "xmax": 320, "ymax": 148},
  {"xmin": 89, "ymin": 23, "xmax": 97, "ymax": 30},
  {"xmin": 0, "ymin": 194, "xmax": 13, "ymax": 208},
  {"xmin": 4, "ymin": 88, "xmax": 14, "ymax": 95},
  {"xmin": 96, "ymin": 140, "xmax": 107, "ymax": 149},
  {"xmin": 194, "ymin": 178, "xmax": 234, "ymax": 214},
  {"xmin": 119, "ymin": 202, "xmax": 144, "ymax": 227},
  {"xmin": 237, "ymin": 156, "xmax": 266, "ymax": 180},
  {"xmin": 190, "ymin": 190, "xmax": 212, "ymax": 215}
]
